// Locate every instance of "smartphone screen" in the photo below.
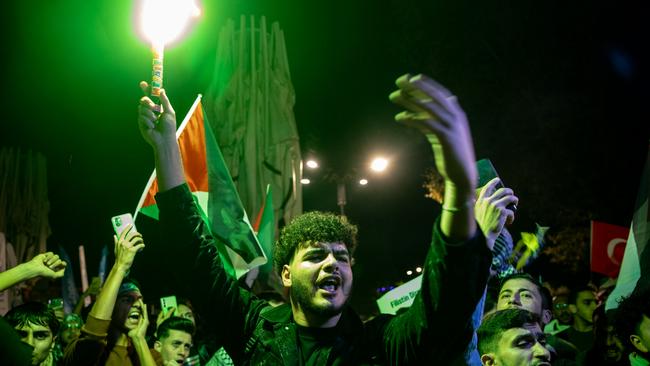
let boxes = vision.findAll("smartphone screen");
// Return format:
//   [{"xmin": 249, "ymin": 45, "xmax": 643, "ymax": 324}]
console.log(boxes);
[
  {"xmin": 475, "ymin": 159, "xmax": 516, "ymax": 211},
  {"xmin": 111, "ymin": 213, "xmax": 136, "ymax": 237},
  {"xmin": 476, "ymin": 159, "xmax": 503, "ymax": 189},
  {"xmin": 160, "ymin": 295, "xmax": 178, "ymax": 315}
]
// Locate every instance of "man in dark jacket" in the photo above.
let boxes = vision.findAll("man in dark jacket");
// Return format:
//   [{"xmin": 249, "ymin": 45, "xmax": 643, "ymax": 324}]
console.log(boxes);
[{"xmin": 137, "ymin": 73, "xmax": 493, "ymax": 364}]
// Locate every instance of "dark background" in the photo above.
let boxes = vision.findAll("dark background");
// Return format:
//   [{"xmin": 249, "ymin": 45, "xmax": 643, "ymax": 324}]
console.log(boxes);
[{"xmin": 1, "ymin": 0, "xmax": 649, "ymax": 315}]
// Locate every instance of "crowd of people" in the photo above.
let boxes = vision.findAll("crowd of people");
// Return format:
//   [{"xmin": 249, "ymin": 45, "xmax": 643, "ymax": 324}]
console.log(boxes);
[{"xmin": 0, "ymin": 74, "xmax": 648, "ymax": 366}]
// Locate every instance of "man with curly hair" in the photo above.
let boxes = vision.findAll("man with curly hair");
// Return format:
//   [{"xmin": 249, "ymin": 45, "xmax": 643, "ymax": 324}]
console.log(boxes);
[{"xmin": 139, "ymin": 74, "xmax": 494, "ymax": 364}]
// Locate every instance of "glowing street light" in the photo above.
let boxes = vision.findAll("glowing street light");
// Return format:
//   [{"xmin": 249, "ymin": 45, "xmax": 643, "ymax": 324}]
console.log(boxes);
[
  {"xmin": 415, "ymin": 267, "xmax": 422, "ymax": 273},
  {"xmin": 359, "ymin": 179, "xmax": 368, "ymax": 185},
  {"xmin": 300, "ymin": 178, "xmax": 311, "ymax": 185},
  {"xmin": 406, "ymin": 270, "xmax": 413, "ymax": 276},
  {"xmin": 137, "ymin": 0, "xmax": 201, "ymax": 98},
  {"xmin": 306, "ymin": 160, "xmax": 319, "ymax": 169},
  {"xmin": 370, "ymin": 157, "xmax": 389, "ymax": 173}
]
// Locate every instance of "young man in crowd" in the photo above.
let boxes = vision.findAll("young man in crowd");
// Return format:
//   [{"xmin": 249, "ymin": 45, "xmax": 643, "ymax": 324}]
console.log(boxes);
[
  {"xmin": 496, "ymin": 273, "xmax": 578, "ymax": 362},
  {"xmin": 557, "ymin": 285, "xmax": 598, "ymax": 352},
  {"xmin": 477, "ymin": 308, "xmax": 551, "ymax": 366},
  {"xmin": 0, "ymin": 251, "xmax": 66, "ymax": 366},
  {"xmin": 4, "ymin": 302, "xmax": 60, "ymax": 366},
  {"xmin": 152, "ymin": 317, "xmax": 195, "ymax": 365},
  {"xmin": 62, "ymin": 225, "xmax": 155, "ymax": 366},
  {"xmin": 544, "ymin": 293, "xmax": 572, "ymax": 335},
  {"xmin": 138, "ymin": 74, "xmax": 493, "ymax": 363},
  {"xmin": 614, "ymin": 288, "xmax": 650, "ymax": 366}
]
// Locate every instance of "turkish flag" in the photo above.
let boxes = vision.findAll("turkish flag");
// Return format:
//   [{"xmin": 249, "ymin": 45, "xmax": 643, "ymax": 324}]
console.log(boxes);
[{"xmin": 591, "ymin": 221, "xmax": 630, "ymax": 278}]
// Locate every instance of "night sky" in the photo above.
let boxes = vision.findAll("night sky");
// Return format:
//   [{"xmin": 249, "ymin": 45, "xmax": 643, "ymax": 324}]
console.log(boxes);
[{"xmin": 1, "ymin": 1, "xmax": 649, "ymax": 314}]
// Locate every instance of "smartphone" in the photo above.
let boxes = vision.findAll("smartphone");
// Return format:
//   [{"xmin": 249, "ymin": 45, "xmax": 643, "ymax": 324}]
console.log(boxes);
[
  {"xmin": 111, "ymin": 213, "xmax": 136, "ymax": 237},
  {"xmin": 476, "ymin": 159, "xmax": 517, "ymax": 211},
  {"xmin": 160, "ymin": 295, "xmax": 178, "ymax": 315}
]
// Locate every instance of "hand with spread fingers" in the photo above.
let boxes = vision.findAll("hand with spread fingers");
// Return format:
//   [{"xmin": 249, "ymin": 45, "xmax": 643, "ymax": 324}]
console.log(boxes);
[
  {"xmin": 474, "ymin": 178, "xmax": 519, "ymax": 251},
  {"xmin": 390, "ymin": 73, "xmax": 478, "ymax": 241},
  {"xmin": 113, "ymin": 223, "xmax": 146, "ymax": 272},
  {"xmin": 389, "ymin": 74, "xmax": 477, "ymax": 193},
  {"xmin": 137, "ymin": 81, "xmax": 177, "ymax": 150}
]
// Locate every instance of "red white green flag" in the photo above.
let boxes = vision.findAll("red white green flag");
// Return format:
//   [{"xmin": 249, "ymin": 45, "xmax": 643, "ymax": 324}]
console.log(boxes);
[{"xmin": 135, "ymin": 95, "xmax": 267, "ymax": 279}]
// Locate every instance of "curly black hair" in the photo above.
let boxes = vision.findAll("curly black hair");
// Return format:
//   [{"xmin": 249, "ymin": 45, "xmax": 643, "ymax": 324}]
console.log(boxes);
[{"xmin": 274, "ymin": 211, "xmax": 358, "ymax": 275}]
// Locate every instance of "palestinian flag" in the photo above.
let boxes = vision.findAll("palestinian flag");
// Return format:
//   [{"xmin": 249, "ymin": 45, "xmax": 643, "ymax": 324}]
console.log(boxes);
[
  {"xmin": 251, "ymin": 184, "xmax": 278, "ymax": 289},
  {"xmin": 606, "ymin": 142, "xmax": 650, "ymax": 310},
  {"xmin": 135, "ymin": 95, "xmax": 267, "ymax": 280}
]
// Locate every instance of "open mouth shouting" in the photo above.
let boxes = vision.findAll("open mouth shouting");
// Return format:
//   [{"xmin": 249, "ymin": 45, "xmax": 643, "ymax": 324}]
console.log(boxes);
[
  {"xmin": 127, "ymin": 308, "xmax": 142, "ymax": 323},
  {"xmin": 317, "ymin": 275, "xmax": 342, "ymax": 295}
]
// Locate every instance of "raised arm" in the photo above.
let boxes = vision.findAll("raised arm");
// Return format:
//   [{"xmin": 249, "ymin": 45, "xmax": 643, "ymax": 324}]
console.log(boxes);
[
  {"xmin": 0, "ymin": 252, "xmax": 66, "ymax": 292},
  {"xmin": 383, "ymin": 74, "xmax": 493, "ymax": 363},
  {"xmin": 137, "ymin": 81, "xmax": 185, "ymax": 191},
  {"xmin": 88, "ymin": 225, "xmax": 145, "ymax": 320},
  {"xmin": 390, "ymin": 74, "xmax": 477, "ymax": 241},
  {"xmin": 137, "ymin": 82, "xmax": 265, "ymax": 362}
]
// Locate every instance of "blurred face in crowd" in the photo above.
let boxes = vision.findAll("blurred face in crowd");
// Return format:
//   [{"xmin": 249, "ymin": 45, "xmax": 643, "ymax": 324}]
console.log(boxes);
[
  {"xmin": 497, "ymin": 279, "xmax": 551, "ymax": 324},
  {"xmin": 570, "ymin": 290, "xmax": 597, "ymax": 326},
  {"xmin": 175, "ymin": 304, "xmax": 196, "ymax": 326},
  {"xmin": 601, "ymin": 325, "xmax": 624, "ymax": 362},
  {"xmin": 113, "ymin": 290, "xmax": 144, "ymax": 331},
  {"xmin": 60, "ymin": 315, "xmax": 83, "ymax": 345},
  {"xmin": 630, "ymin": 315, "xmax": 650, "ymax": 354},
  {"xmin": 154, "ymin": 329, "xmax": 193, "ymax": 365},
  {"xmin": 480, "ymin": 323, "xmax": 551, "ymax": 366},
  {"xmin": 14, "ymin": 321, "xmax": 55, "ymax": 365},
  {"xmin": 282, "ymin": 242, "xmax": 352, "ymax": 326},
  {"xmin": 552, "ymin": 295, "xmax": 572, "ymax": 325}
]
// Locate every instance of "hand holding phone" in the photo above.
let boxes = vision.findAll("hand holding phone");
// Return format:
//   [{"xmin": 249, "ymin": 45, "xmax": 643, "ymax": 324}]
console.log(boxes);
[
  {"xmin": 160, "ymin": 295, "xmax": 178, "ymax": 316},
  {"xmin": 111, "ymin": 213, "xmax": 137, "ymax": 237},
  {"xmin": 476, "ymin": 159, "xmax": 517, "ymax": 211}
]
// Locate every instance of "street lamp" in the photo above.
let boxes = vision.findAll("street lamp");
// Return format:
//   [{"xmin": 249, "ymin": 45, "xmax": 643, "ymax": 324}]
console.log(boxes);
[
  {"xmin": 370, "ymin": 157, "xmax": 389, "ymax": 173},
  {"xmin": 301, "ymin": 154, "xmax": 391, "ymax": 216},
  {"xmin": 306, "ymin": 160, "xmax": 319, "ymax": 169}
]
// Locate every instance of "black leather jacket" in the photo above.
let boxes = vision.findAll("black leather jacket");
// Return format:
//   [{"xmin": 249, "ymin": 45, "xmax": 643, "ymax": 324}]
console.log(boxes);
[{"xmin": 156, "ymin": 184, "xmax": 491, "ymax": 365}]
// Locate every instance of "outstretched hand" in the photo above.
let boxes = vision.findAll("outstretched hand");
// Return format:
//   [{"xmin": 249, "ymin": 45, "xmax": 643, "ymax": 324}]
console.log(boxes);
[
  {"xmin": 474, "ymin": 178, "xmax": 519, "ymax": 250},
  {"xmin": 83, "ymin": 276, "xmax": 103, "ymax": 297},
  {"xmin": 138, "ymin": 81, "xmax": 177, "ymax": 149},
  {"xmin": 389, "ymin": 74, "xmax": 477, "ymax": 192},
  {"xmin": 113, "ymin": 224, "xmax": 145, "ymax": 272},
  {"xmin": 26, "ymin": 252, "xmax": 67, "ymax": 279}
]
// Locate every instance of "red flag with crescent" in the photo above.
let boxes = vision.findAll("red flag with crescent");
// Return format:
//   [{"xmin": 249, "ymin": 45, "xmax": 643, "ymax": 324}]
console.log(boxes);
[{"xmin": 591, "ymin": 220, "xmax": 630, "ymax": 278}]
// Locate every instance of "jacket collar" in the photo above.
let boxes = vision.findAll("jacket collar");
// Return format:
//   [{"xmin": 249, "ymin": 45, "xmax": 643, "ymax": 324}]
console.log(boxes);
[{"xmin": 260, "ymin": 303, "xmax": 363, "ymax": 335}]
